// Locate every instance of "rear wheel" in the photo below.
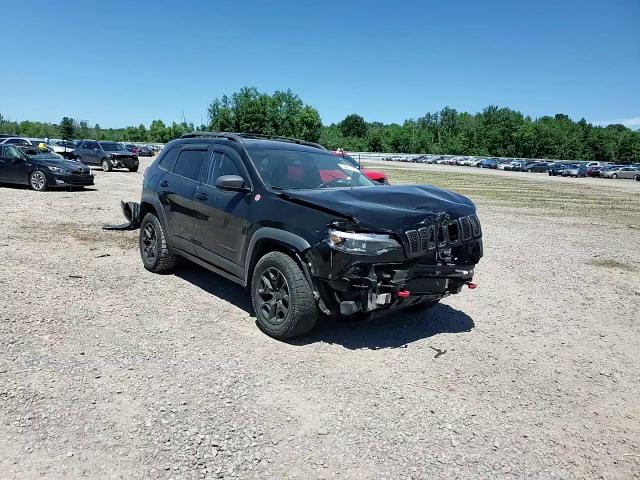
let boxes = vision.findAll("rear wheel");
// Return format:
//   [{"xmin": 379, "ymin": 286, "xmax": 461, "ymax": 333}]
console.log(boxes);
[
  {"xmin": 29, "ymin": 170, "xmax": 47, "ymax": 191},
  {"xmin": 251, "ymin": 252, "xmax": 318, "ymax": 340},
  {"xmin": 139, "ymin": 213, "xmax": 176, "ymax": 273},
  {"xmin": 101, "ymin": 159, "xmax": 113, "ymax": 172}
]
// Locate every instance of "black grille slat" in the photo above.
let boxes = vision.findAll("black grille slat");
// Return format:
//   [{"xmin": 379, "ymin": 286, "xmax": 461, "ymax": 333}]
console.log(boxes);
[
  {"xmin": 460, "ymin": 216, "xmax": 472, "ymax": 240},
  {"xmin": 406, "ymin": 230, "xmax": 419, "ymax": 254},
  {"xmin": 469, "ymin": 214, "xmax": 482, "ymax": 237}
]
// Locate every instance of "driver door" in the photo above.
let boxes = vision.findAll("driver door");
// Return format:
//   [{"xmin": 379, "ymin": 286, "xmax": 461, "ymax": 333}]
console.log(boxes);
[
  {"xmin": 192, "ymin": 145, "xmax": 251, "ymax": 273},
  {"xmin": 0, "ymin": 146, "xmax": 27, "ymax": 183}
]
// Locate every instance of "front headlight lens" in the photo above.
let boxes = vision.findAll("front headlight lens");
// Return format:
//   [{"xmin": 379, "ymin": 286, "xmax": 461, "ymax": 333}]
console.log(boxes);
[
  {"xmin": 47, "ymin": 166, "xmax": 68, "ymax": 174},
  {"xmin": 326, "ymin": 229, "xmax": 402, "ymax": 256}
]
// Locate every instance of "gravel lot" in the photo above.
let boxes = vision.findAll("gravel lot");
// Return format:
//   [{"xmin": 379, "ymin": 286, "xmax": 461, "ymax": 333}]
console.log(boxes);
[{"xmin": 1, "ymin": 157, "xmax": 639, "ymax": 479}]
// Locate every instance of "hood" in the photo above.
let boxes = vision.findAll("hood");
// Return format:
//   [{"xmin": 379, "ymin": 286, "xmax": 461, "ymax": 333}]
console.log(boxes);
[
  {"xmin": 278, "ymin": 184, "xmax": 476, "ymax": 232},
  {"xmin": 30, "ymin": 156, "xmax": 88, "ymax": 170},
  {"xmin": 104, "ymin": 150, "xmax": 135, "ymax": 156}
]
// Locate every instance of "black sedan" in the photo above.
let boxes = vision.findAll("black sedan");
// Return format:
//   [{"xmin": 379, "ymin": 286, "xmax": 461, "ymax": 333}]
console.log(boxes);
[{"xmin": 0, "ymin": 145, "xmax": 94, "ymax": 191}]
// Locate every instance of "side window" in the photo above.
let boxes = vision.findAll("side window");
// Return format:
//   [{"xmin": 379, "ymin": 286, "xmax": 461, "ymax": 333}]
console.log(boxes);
[
  {"xmin": 205, "ymin": 150, "xmax": 246, "ymax": 186},
  {"xmin": 157, "ymin": 146, "xmax": 178, "ymax": 171},
  {"xmin": 173, "ymin": 149, "xmax": 207, "ymax": 181},
  {"xmin": 6, "ymin": 138, "xmax": 19, "ymax": 144}
]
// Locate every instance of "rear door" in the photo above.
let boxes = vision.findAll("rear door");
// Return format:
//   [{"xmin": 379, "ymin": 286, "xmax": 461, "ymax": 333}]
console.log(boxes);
[
  {"xmin": 0, "ymin": 146, "xmax": 27, "ymax": 183},
  {"xmin": 620, "ymin": 167, "xmax": 635, "ymax": 179},
  {"xmin": 192, "ymin": 145, "xmax": 251, "ymax": 276},
  {"xmin": 158, "ymin": 144, "xmax": 209, "ymax": 254}
]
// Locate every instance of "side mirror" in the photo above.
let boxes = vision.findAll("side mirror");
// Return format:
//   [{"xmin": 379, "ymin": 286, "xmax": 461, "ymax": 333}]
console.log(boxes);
[{"xmin": 216, "ymin": 175, "xmax": 250, "ymax": 192}]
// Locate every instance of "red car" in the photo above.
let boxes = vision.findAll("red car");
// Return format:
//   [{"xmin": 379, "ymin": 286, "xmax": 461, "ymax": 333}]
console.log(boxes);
[{"xmin": 332, "ymin": 151, "xmax": 389, "ymax": 184}]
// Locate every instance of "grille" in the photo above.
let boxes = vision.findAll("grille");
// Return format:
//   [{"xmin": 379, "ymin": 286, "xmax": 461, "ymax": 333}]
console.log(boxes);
[{"xmin": 405, "ymin": 214, "xmax": 481, "ymax": 256}]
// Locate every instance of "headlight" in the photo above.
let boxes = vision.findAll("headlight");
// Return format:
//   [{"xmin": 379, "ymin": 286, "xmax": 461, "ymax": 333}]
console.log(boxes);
[
  {"xmin": 47, "ymin": 166, "xmax": 69, "ymax": 174},
  {"xmin": 326, "ymin": 229, "xmax": 402, "ymax": 256}
]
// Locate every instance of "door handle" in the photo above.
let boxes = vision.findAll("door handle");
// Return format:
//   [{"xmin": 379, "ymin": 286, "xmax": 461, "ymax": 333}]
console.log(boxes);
[
  {"xmin": 159, "ymin": 180, "xmax": 169, "ymax": 187},
  {"xmin": 194, "ymin": 192, "xmax": 208, "ymax": 201}
]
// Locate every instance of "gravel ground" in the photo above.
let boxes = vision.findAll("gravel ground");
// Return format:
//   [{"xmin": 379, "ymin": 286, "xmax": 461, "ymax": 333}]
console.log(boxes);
[{"xmin": 1, "ymin": 157, "xmax": 639, "ymax": 479}]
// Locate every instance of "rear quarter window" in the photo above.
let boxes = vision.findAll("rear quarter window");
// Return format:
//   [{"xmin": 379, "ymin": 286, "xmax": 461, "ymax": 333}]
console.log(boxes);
[{"xmin": 157, "ymin": 146, "xmax": 178, "ymax": 171}]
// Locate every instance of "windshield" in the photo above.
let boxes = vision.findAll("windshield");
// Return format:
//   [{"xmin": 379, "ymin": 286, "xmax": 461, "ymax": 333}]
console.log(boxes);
[
  {"xmin": 248, "ymin": 148, "xmax": 375, "ymax": 190},
  {"xmin": 99, "ymin": 142, "xmax": 124, "ymax": 151}
]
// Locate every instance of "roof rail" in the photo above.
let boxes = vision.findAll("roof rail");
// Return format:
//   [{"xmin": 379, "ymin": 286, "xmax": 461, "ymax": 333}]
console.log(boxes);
[{"xmin": 179, "ymin": 131, "xmax": 326, "ymax": 150}]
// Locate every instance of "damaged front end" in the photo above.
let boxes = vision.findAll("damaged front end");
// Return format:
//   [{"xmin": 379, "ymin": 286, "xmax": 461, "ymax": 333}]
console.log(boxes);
[{"xmin": 305, "ymin": 213, "xmax": 483, "ymax": 316}]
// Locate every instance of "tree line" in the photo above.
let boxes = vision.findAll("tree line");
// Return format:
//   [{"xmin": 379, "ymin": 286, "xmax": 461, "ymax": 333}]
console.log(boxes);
[{"xmin": 2, "ymin": 88, "xmax": 639, "ymax": 163}]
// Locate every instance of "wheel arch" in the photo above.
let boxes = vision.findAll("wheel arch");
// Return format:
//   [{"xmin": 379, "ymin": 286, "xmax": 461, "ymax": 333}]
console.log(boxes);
[{"xmin": 243, "ymin": 228, "xmax": 311, "ymax": 287}]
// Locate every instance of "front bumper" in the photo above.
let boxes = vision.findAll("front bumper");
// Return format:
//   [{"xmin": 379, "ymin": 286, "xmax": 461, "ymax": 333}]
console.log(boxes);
[
  {"xmin": 49, "ymin": 172, "xmax": 94, "ymax": 187},
  {"xmin": 306, "ymin": 237, "xmax": 483, "ymax": 315},
  {"xmin": 110, "ymin": 156, "xmax": 139, "ymax": 168}
]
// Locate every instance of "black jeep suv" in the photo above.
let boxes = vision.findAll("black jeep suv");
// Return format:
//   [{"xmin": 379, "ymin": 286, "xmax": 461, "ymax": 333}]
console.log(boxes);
[
  {"xmin": 74, "ymin": 141, "xmax": 139, "ymax": 172},
  {"xmin": 137, "ymin": 132, "xmax": 483, "ymax": 339}
]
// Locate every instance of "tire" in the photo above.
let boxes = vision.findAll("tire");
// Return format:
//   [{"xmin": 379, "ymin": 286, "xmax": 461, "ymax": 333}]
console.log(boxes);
[
  {"xmin": 128, "ymin": 166, "xmax": 138, "ymax": 172},
  {"xmin": 101, "ymin": 158, "xmax": 113, "ymax": 172},
  {"xmin": 29, "ymin": 170, "xmax": 47, "ymax": 191},
  {"xmin": 139, "ymin": 213, "xmax": 176, "ymax": 273},
  {"xmin": 527, "ymin": 169, "xmax": 532, "ymax": 173},
  {"xmin": 635, "ymin": 175, "xmax": 640, "ymax": 182},
  {"xmin": 251, "ymin": 252, "xmax": 318, "ymax": 340},
  {"xmin": 612, "ymin": 174, "xmax": 617, "ymax": 179}
]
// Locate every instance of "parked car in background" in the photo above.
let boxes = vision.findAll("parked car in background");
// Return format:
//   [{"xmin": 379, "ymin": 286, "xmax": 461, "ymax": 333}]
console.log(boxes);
[
  {"xmin": 125, "ymin": 144, "xmax": 139, "ymax": 155},
  {"xmin": 479, "ymin": 158, "xmax": 498, "ymax": 169},
  {"xmin": 548, "ymin": 163, "xmax": 570, "ymax": 176},
  {"xmin": 586, "ymin": 165, "xmax": 603, "ymax": 177},
  {"xmin": 602, "ymin": 166, "xmax": 640, "ymax": 179},
  {"xmin": 48, "ymin": 140, "xmax": 76, "ymax": 159},
  {"xmin": 74, "ymin": 140, "xmax": 139, "ymax": 172},
  {"xmin": 0, "ymin": 144, "xmax": 93, "ymax": 191},
  {"xmin": 136, "ymin": 145, "xmax": 154, "ymax": 157},
  {"xmin": 522, "ymin": 162, "xmax": 550, "ymax": 173},
  {"xmin": 332, "ymin": 151, "xmax": 389, "ymax": 184},
  {"xmin": 563, "ymin": 164, "xmax": 588, "ymax": 177}
]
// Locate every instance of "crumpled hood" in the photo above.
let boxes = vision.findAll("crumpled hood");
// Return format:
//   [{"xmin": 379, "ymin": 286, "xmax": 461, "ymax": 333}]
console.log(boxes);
[{"xmin": 279, "ymin": 184, "xmax": 477, "ymax": 232}]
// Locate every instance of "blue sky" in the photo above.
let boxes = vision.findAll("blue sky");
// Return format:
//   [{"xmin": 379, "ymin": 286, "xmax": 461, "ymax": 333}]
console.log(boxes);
[{"xmin": 2, "ymin": 0, "xmax": 638, "ymax": 128}]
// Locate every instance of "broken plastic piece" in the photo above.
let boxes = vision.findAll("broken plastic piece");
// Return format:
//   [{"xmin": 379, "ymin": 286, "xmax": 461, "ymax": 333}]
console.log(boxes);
[
  {"xmin": 396, "ymin": 290, "xmax": 411, "ymax": 298},
  {"xmin": 102, "ymin": 200, "xmax": 141, "ymax": 230},
  {"xmin": 466, "ymin": 282, "xmax": 477, "ymax": 289}
]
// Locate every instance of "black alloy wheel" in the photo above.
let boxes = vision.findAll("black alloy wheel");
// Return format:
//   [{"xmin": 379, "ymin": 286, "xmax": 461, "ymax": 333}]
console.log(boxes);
[
  {"xmin": 256, "ymin": 267, "xmax": 290, "ymax": 326},
  {"xmin": 141, "ymin": 222, "xmax": 158, "ymax": 264}
]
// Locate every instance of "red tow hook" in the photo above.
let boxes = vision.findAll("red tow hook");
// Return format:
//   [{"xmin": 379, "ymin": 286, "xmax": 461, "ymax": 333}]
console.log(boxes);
[
  {"xmin": 396, "ymin": 290, "xmax": 411, "ymax": 298},
  {"xmin": 466, "ymin": 282, "xmax": 477, "ymax": 290}
]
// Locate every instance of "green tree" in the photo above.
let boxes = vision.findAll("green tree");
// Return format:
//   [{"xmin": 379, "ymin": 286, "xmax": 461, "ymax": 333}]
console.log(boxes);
[
  {"xmin": 60, "ymin": 117, "xmax": 75, "ymax": 140},
  {"xmin": 339, "ymin": 114, "xmax": 367, "ymax": 138}
]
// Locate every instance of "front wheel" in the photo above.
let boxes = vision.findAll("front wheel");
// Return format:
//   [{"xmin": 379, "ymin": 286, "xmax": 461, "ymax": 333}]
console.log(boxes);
[
  {"xmin": 612, "ymin": 174, "xmax": 617, "ymax": 179},
  {"xmin": 29, "ymin": 170, "xmax": 47, "ymax": 191},
  {"xmin": 101, "ymin": 159, "xmax": 113, "ymax": 172},
  {"xmin": 139, "ymin": 213, "xmax": 176, "ymax": 273},
  {"xmin": 251, "ymin": 252, "xmax": 318, "ymax": 340}
]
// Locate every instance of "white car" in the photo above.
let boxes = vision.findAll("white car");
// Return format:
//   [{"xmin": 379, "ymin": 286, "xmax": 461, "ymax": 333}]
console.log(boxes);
[
  {"xmin": 48, "ymin": 140, "xmax": 76, "ymax": 159},
  {"xmin": 0, "ymin": 137, "xmax": 40, "ymax": 146}
]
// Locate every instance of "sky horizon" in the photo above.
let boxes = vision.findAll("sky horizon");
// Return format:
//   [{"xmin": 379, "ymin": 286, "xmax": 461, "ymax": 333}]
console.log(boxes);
[{"xmin": 1, "ymin": 0, "xmax": 638, "ymax": 129}]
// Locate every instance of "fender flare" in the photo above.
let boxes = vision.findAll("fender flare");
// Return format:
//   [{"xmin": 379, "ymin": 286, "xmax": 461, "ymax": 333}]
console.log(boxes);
[{"xmin": 243, "ymin": 227, "xmax": 311, "ymax": 283}]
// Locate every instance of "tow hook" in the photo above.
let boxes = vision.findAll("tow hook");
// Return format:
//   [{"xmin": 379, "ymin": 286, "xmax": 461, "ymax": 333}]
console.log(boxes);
[{"xmin": 466, "ymin": 282, "xmax": 477, "ymax": 289}]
